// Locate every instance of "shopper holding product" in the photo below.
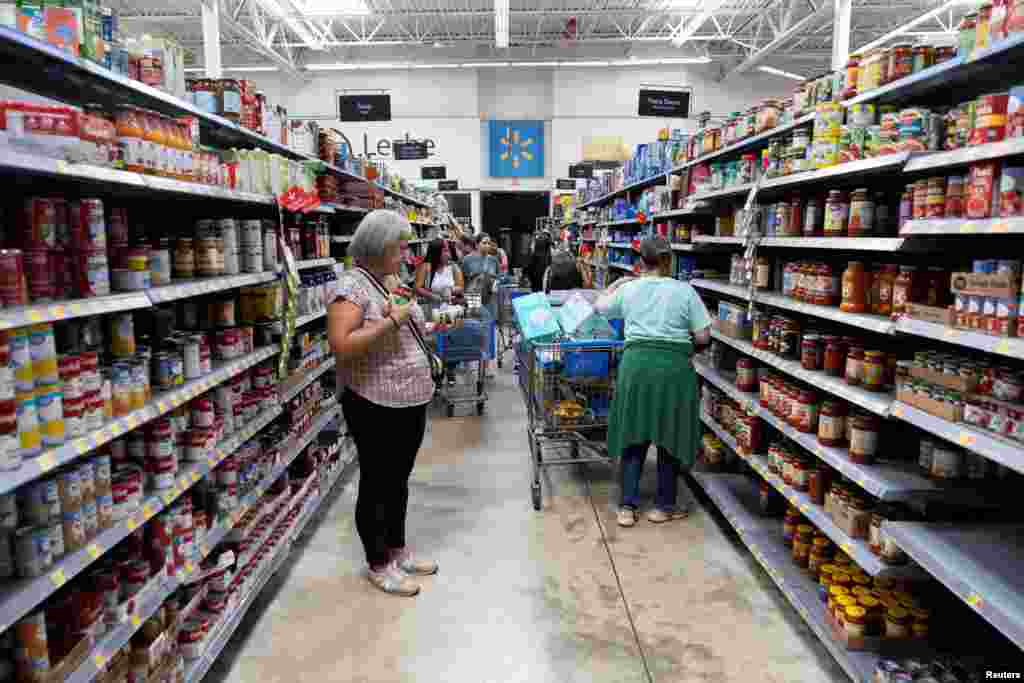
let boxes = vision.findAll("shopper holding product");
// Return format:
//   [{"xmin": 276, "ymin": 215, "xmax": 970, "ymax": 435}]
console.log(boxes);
[
  {"xmin": 328, "ymin": 209, "xmax": 439, "ymax": 597},
  {"xmin": 595, "ymin": 235, "xmax": 712, "ymax": 528},
  {"xmin": 415, "ymin": 238, "xmax": 465, "ymax": 303}
]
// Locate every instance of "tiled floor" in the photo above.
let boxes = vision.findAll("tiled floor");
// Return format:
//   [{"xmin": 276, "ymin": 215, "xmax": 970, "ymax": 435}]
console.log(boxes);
[{"xmin": 206, "ymin": 369, "xmax": 848, "ymax": 683}]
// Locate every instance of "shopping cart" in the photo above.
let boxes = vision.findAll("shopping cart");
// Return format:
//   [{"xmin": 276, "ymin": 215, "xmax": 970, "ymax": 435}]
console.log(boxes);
[
  {"xmin": 515, "ymin": 334, "xmax": 624, "ymax": 510},
  {"xmin": 496, "ymin": 282, "xmax": 531, "ymax": 368},
  {"xmin": 435, "ymin": 307, "xmax": 494, "ymax": 417}
]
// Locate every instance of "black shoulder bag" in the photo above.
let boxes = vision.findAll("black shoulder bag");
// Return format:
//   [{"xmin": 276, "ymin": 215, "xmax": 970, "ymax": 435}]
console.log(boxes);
[{"xmin": 355, "ymin": 267, "xmax": 444, "ymax": 386}]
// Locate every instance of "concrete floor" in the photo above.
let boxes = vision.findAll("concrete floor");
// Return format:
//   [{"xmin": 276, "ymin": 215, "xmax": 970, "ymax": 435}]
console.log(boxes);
[{"xmin": 207, "ymin": 369, "xmax": 848, "ymax": 683}]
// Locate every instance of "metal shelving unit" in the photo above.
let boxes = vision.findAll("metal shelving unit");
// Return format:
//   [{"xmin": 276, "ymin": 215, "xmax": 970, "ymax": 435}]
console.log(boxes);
[
  {"xmin": 671, "ymin": 113, "xmax": 816, "ymax": 174},
  {"xmin": 690, "ymin": 471, "xmax": 888, "ymax": 683},
  {"xmin": 894, "ymin": 317, "xmax": 1024, "ymax": 361},
  {"xmin": 374, "ymin": 183, "xmax": 431, "ymax": 208},
  {"xmin": 2, "ymin": 345, "xmax": 279, "ymax": 498},
  {"xmin": 758, "ymin": 236, "xmax": 908, "ymax": 251},
  {"xmin": 609, "ymin": 263, "xmax": 635, "ymax": 273},
  {"xmin": 753, "ymin": 290, "xmax": 895, "ymax": 335},
  {"xmin": 694, "ymin": 361, "xmax": 946, "ymax": 502},
  {"xmin": 280, "ymin": 357, "xmax": 336, "ymax": 404},
  {"xmin": 295, "ymin": 258, "xmax": 336, "ymax": 270},
  {"xmin": 146, "ymin": 273, "xmax": 280, "ymax": 305},
  {"xmin": 899, "ymin": 216, "xmax": 1024, "ymax": 236},
  {"xmin": 904, "ymin": 137, "xmax": 1024, "ymax": 173},
  {"xmin": 0, "ymin": 292, "xmax": 152, "ymax": 331},
  {"xmin": 892, "ymin": 402, "xmax": 1024, "ymax": 478},
  {"xmin": 693, "ymin": 235, "xmax": 746, "ymax": 245},
  {"xmin": 0, "ymin": 395, "xmax": 282, "ymax": 635},
  {"xmin": 709, "ymin": 330, "xmax": 894, "ymax": 417},
  {"xmin": 702, "ymin": 410, "xmax": 922, "ymax": 578},
  {"xmin": 598, "ymin": 218, "xmax": 646, "ymax": 228},
  {"xmin": 883, "ymin": 521, "xmax": 1024, "ymax": 651},
  {"xmin": 578, "ymin": 173, "xmax": 667, "ymax": 209},
  {"xmin": 295, "ymin": 309, "xmax": 327, "ymax": 328}
]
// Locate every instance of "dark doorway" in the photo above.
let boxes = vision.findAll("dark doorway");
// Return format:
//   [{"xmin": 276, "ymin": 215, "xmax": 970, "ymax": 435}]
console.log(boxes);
[{"xmin": 480, "ymin": 191, "xmax": 549, "ymax": 270}]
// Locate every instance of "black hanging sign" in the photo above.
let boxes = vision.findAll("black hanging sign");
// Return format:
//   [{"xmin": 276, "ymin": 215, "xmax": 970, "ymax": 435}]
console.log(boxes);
[
  {"xmin": 568, "ymin": 163, "xmax": 593, "ymax": 178},
  {"xmin": 438, "ymin": 179, "xmax": 459, "ymax": 191},
  {"xmin": 637, "ymin": 88, "xmax": 690, "ymax": 118},
  {"xmin": 338, "ymin": 94, "xmax": 391, "ymax": 122},
  {"xmin": 556, "ymin": 178, "xmax": 577, "ymax": 190},
  {"xmin": 421, "ymin": 165, "xmax": 446, "ymax": 179}
]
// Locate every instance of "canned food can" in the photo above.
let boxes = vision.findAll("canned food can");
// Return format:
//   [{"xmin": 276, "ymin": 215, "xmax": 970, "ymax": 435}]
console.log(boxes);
[
  {"xmin": 0, "ymin": 533, "xmax": 12, "ymax": 579},
  {"xmin": 241, "ymin": 220, "xmax": 262, "ymax": 248},
  {"xmin": 73, "ymin": 248, "xmax": 111, "ymax": 297},
  {"xmin": 57, "ymin": 354, "xmax": 81, "ymax": 401},
  {"xmin": 46, "ymin": 518, "xmax": 64, "ymax": 559},
  {"xmin": 14, "ymin": 525, "xmax": 51, "ymax": 577},
  {"xmin": 0, "ymin": 492, "xmax": 16, "ymax": 531},
  {"xmin": 0, "ymin": 249, "xmax": 28, "ymax": 306},
  {"xmin": 196, "ymin": 237, "xmax": 221, "ymax": 277},
  {"xmin": 191, "ymin": 398, "xmax": 214, "ymax": 428},
  {"xmin": 96, "ymin": 493, "xmax": 113, "ymax": 529},
  {"xmin": 28, "ymin": 324, "xmax": 57, "ymax": 386},
  {"xmin": 56, "ymin": 467, "xmax": 81, "ymax": 511},
  {"xmin": 68, "ymin": 199, "xmax": 107, "ymax": 250},
  {"xmin": 241, "ymin": 246, "xmax": 263, "ymax": 274},
  {"xmin": 94, "ymin": 453, "xmax": 111, "ymax": 491},
  {"xmin": 150, "ymin": 246, "xmax": 171, "ymax": 286},
  {"xmin": 36, "ymin": 388, "xmax": 63, "ymax": 447},
  {"xmin": 10, "ymin": 330, "xmax": 34, "ymax": 392},
  {"xmin": 63, "ymin": 397, "xmax": 84, "ymax": 438},
  {"xmin": 85, "ymin": 394, "xmax": 104, "ymax": 431},
  {"xmin": 130, "ymin": 360, "xmax": 148, "ymax": 409},
  {"xmin": 79, "ymin": 351, "xmax": 100, "ymax": 393},
  {"xmin": 183, "ymin": 336, "xmax": 202, "ymax": 380},
  {"xmin": 111, "ymin": 268, "xmax": 150, "ymax": 292},
  {"xmin": 108, "ymin": 207, "xmax": 129, "ymax": 246},
  {"xmin": 81, "ymin": 499, "xmax": 98, "ymax": 539},
  {"xmin": 154, "ymin": 352, "xmax": 175, "ymax": 390},
  {"xmin": 110, "ymin": 314, "xmax": 136, "ymax": 358},
  {"xmin": 23, "ymin": 198, "xmax": 58, "ymax": 248},
  {"xmin": 215, "ymin": 328, "xmax": 240, "ymax": 360},
  {"xmin": 24, "ymin": 249, "xmax": 56, "ymax": 302},
  {"xmin": 195, "ymin": 219, "xmax": 217, "ymax": 240},
  {"xmin": 16, "ymin": 391, "xmax": 41, "ymax": 456},
  {"xmin": 14, "ymin": 610, "xmax": 50, "ymax": 678},
  {"xmin": 19, "ymin": 479, "xmax": 54, "ymax": 525},
  {"xmin": 61, "ymin": 507, "xmax": 85, "ymax": 553},
  {"xmin": 76, "ymin": 460, "xmax": 95, "ymax": 501}
]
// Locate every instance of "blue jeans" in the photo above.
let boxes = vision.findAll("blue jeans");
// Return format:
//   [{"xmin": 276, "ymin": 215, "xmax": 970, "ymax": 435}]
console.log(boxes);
[{"xmin": 620, "ymin": 442, "xmax": 680, "ymax": 511}]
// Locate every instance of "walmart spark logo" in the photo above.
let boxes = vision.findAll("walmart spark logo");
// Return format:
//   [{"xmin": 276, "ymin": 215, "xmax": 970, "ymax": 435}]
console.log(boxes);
[{"xmin": 489, "ymin": 120, "xmax": 544, "ymax": 177}]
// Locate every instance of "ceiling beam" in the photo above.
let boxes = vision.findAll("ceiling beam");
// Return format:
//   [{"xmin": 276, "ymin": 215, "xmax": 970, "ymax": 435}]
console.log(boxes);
[
  {"xmin": 669, "ymin": 0, "xmax": 728, "ymax": 47},
  {"xmin": 853, "ymin": 0, "xmax": 968, "ymax": 53},
  {"xmin": 724, "ymin": 0, "xmax": 832, "ymax": 78},
  {"xmin": 201, "ymin": 0, "xmax": 303, "ymax": 76}
]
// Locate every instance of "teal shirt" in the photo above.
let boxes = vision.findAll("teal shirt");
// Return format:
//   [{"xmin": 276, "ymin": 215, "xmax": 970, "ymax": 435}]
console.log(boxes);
[{"xmin": 597, "ymin": 276, "xmax": 712, "ymax": 345}]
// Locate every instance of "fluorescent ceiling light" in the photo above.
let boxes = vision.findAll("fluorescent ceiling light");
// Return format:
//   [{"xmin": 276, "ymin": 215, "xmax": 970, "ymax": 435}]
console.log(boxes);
[
  {"xmin": 758, "ymin": 65, "xmax": 806, "ymax": 81},
  {"xmin": 463, "ymin": 61, "xmax": 510, "ymax": 67},
  {"xmin": 558, "ymin": 60, "xmax": 609, "ymax": 66},
  {"xmin": 184, "ymin": 66, "xmax": 280, "ymax": 73},
  {"xmin": 411, "ymin": 63, "xmax": 463, "ymax": 69},
  {"xmin": 609, "ymin": 56, "xmax": 711, "ymax": 65},
  {"xmin": 303, "ymin": 0, "xmax": 370, "ymax": 17},
  {"xmin": 494, "ymin": 0, "xmax": 509, "ymax": 48}
]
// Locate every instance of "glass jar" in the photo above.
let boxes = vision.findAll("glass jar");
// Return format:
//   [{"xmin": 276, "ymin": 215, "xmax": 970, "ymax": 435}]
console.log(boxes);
[
  {"xmin": 796, "ymin": 390, "xmax": 819, "ymax": 434},
  {"xmin": 815, "ymin": 263, "xmax": 839, "ymax": 306},
  {"xmin": 779, "ymin": 320, "xmax": 800, "ymax": 359},
  {"xmin": 736, "ymin": 358, "xmax": 758, "ymax": 393},
  {"xmin": 808, "ymin": 544, "xmax": 830, "ymax": 577},
  {"xmin": 782, "ymin": 507, "xmax": 801, "ymax": 546},
  {"xmin": 116, "ymin": 106, "xmax": 146, "ymax": 174},
  {"xmin": 847, "ymin": 189, "xmax": 875, "ymax": 237},
  {"xmin": 809, "ymin": 465, "xmax": 830, "ymax": 505},
  {"xmin": 862, "ymin": 351, "xmax": 887, "ymax": 392},
  {"xmin": 792, "ymin": 524, "xmax": 814, "ymax": 568},
  {"xmin": 823, "ymin": 190, "xmax": 848, "ymax": 237},
  {"xmin": 872, "ymin": 264, "xmax": 898, "ymax": 316},
  {"xmin": 843, "ymin": 54, "xmax": 860, "ymax": 99},
  {"xmin": 885, "ymin": 607, "xmax": 911, "ymax": 639},
  {"xmin": 845, "ymin": 346, "xmax": 865, "ymax": 385},
  {"xmin": 801, "ymin": 334, "xmax": 822, "ymax": 371},
  {"xmin": 840, "ymin": 261, "xmax": 868, "ymax": 313},
  {"xmin": 912, "ymin": 44, "xmax": 935, "ymax": 72},
  {"xmin": 804, "ymin": 198, "xmax": 822, "ymax": 236},
  {"xmin": 219, "ymin": 79, "xmax": 243, "ymax": 123},
  {"xmin": 754, "ymin": 256, "xmax": 771, "ymax": 289},
  {"xmin": 976, "ymin": 3, "xmax": 993, "ymax": 52},
  {"xmin": 792, "ymin": 456, "xmax": 811, "ymax": 491},
  {"xmin": 823, "ymin": 338, "xmax": 845, "ymax": 377},
  {"xmin": 845, "ymin": 605, "xmax": 869, "ymax": 639},
  {"xmin": 892, "ymin": 265, "xmax": 917, "ymax": 314},
  {"xmin": 850, "ymin": 415, "xmax": 880, "ymax": 464},
  {"xmin": 818, "ymin": 400, "xmax": 846, "ymax": 446}
]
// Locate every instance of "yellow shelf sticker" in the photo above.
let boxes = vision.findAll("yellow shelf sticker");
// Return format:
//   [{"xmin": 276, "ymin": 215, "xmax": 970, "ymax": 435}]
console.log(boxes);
[
  {"xmin": 127, "ymin": 516, "xmax": 138, "ymax": 531},
  {"xmin": 50, "ymin": 305, "xmax": 65, "ymax": 318},
  {"xmin": 966, "ymin": 592, "xmax": 985, "ymax": 609},
  {"xmin": 958, "ymin": 432, "xmax": 975, "ymax": 448},
  {"xmin": 143, "ymin": 504, "xmax": 154, "ymax": 518},
  {"xmin": 74, "ymin": 439, "xmax": 90, "ymax": 455},
  {"xmin": 37, "ymin": 452, "xmax": 57, "ymax": 473},
  {"xmin": 130, "ymin": 613, "xmax": 141, "ymax": 627},
  {"xmin": 85, "ymin": 543, "xmax": 102, "ymax": 560},
  {"xmin": 995, "ymin": 338, "xmax": 1011, "ymax": 355},
  {"xmin": 27, "ymin": 309, "xmax": 43, "ymax": 322},
  {"xmin": 191, "ymin": 471, "xmax": 200, "ymax": 483},
  {"xmin": 892, "ymin": 404, "xmax": 904, "ymax": 418},
  {"xmin": 69, "ymin": 303, "xmax": 82, "ymax": 315},
  {"xmin": 94, "ymin": 653, "xmax": 107, "ymax": 669},
  {"xmin": 840, "ymin": 542, "xmax": 853, "ymax": 555},
  {"xmin": 162, "ymin": 491, "xmax": 176, "ymax": 505},
  {"xmin": 49, "ymin": 568, "xmax": 67, "ymax": 588}
]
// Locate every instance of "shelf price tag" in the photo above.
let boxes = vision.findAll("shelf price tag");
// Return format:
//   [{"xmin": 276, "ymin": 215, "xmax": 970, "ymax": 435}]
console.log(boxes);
[
  {"xmin": 37, "ymin": 452, "xmax": 57, "ymax": 473},
  {"xmin": 162, "ymin": 491, "xmax": 176, "ymax": 505},
  {"xmin": 966, "ymin": 592, "xmax": 985, "ymax": 610},
  {"xmin": 995, "ymin": 338, "xmax": 1011, "ymax": 355},
  {"xmin": 130, "ymin": 613, "xmax": 141, "ymax": 627},
  {"xmin": 85, "ymin": 543, "xmax": 102, "ymax": 560},
  {"xmin": 958, "ymin": 432, "xmax": 976, "ymax": 448},
  {"xmin": 49, "ymin": 568, "xmax": 67, "ymax": 588},
  {"xmin": 892, "ymin": 404, "xmax": 905, "ymax": 419},
  {"xmin": 143, "ymin": 504, "xmax": 154, "ymax": 519},
  {"xmin": 840, "ymin": 542, "xmax": 853, "ymax": 555},
  {"xmin": 94, "ymin": 653, "xmax": 107, "ymax": 669}
]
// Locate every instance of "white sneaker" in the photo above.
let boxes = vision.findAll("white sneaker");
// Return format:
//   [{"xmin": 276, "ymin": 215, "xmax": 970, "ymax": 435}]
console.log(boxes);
[{"xmin": 367, "ymin": 562, "xmax": 420, "ymax": 597}]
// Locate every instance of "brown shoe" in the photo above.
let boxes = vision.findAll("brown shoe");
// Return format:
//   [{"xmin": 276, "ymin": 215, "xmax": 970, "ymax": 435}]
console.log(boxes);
[
  {"xmin": 646, "ymin": 507, "xmax": 690, "ymax": 524},
  {"xmin": 393, "ymin": 549, "xmax": 438, "ymax": 576},
  {"xmin": 367, "ymin": 562, "xmax": 421, "ymax": 596}
]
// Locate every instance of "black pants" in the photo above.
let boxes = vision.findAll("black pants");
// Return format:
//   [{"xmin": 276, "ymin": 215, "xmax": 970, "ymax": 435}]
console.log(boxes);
[{"xmin": 342, "ymin": 388, "xmax": 428, "ymax": 568}]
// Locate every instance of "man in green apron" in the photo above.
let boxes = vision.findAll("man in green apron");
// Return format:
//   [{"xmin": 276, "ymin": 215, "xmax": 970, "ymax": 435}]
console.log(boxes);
[{"xmin": 595, "ymin": 236, "xmax": 712, "ymax": 527}]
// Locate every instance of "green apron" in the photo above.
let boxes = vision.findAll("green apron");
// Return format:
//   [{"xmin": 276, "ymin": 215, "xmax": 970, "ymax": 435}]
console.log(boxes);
[{"xmin": 607, "ymin": 339, "xmax": 699, "ymax": 466}]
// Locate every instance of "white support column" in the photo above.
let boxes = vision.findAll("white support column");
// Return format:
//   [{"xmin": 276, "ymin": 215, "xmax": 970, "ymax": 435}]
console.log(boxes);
[
  {"xmin": 201, "ymin": 0, "xmax": 223, "ymax": 78},
  {"xmin": 831, "ymin": 0, "xmax": 852, "ymax": 70}
]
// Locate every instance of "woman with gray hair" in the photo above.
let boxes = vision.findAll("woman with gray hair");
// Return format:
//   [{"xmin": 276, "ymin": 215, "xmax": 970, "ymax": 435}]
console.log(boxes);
[{"xmin": 328, "ymin": 209, "xmax": 438, "ymax": 597}]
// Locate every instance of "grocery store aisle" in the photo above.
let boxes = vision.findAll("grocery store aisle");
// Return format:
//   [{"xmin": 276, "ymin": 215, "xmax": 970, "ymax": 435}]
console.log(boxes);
[{"xmin": 205, "ymin": 369, "xmax": 847, "ymax": 683}]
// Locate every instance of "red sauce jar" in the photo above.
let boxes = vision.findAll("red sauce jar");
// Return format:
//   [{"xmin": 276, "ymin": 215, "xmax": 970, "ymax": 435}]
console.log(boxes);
[
  {"xmin": 818, "ymin": 400, "xmax": 847, "ymax": 447},
  {"xmin": 796, "ymin": 390, "xmax": 819, "ymax": 434},
  {"xmin": 736, "ymin": 358, "xmax": 757, "ymax": 393},
  {"xmin": 823, "ymin": 336, "xmax": 845, "ymax": 377},
  {"xmin": 845, "ymin": 346, "xmax": 865, "ymax": 386},
  {"xmin": 849, "ymin": 415, "xmax": 880, "ymax": 465},
  {"xmin": 809, "ymin": 465, "xmax": 832, "ymax": 505},
  {"xmin": 801, "ymin": 334, "xmax": 822, "ymax": 371}
]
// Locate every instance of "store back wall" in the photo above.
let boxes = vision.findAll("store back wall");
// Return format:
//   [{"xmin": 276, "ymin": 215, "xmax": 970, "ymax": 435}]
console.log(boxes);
[{"xmin": 247, "ymin": 66, "xmax": 789, "ymax": 225}]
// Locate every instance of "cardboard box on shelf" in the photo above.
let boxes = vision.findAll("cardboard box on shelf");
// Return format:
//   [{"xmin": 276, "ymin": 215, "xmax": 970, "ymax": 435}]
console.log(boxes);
[
  {"xmin": 903, "ymin": 303, "xmax": 954, "ymax": 327},
  {"xmin": 950, "ymin": 272, "xmax": 1020, "ymax": 299},
  {"xmin": 909, "ymin": 366, "xmax": 977, "ymax": 393},
  {"xmin": 896, "ymin": 386, "xmax": 962, "ymax": 422}
]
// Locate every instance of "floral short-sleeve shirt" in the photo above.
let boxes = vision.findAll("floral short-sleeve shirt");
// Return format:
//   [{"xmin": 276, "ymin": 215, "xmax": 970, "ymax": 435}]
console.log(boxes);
[{"xmin": 333, "ymin": 269, "xmax": 433, "ymax": 408}]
